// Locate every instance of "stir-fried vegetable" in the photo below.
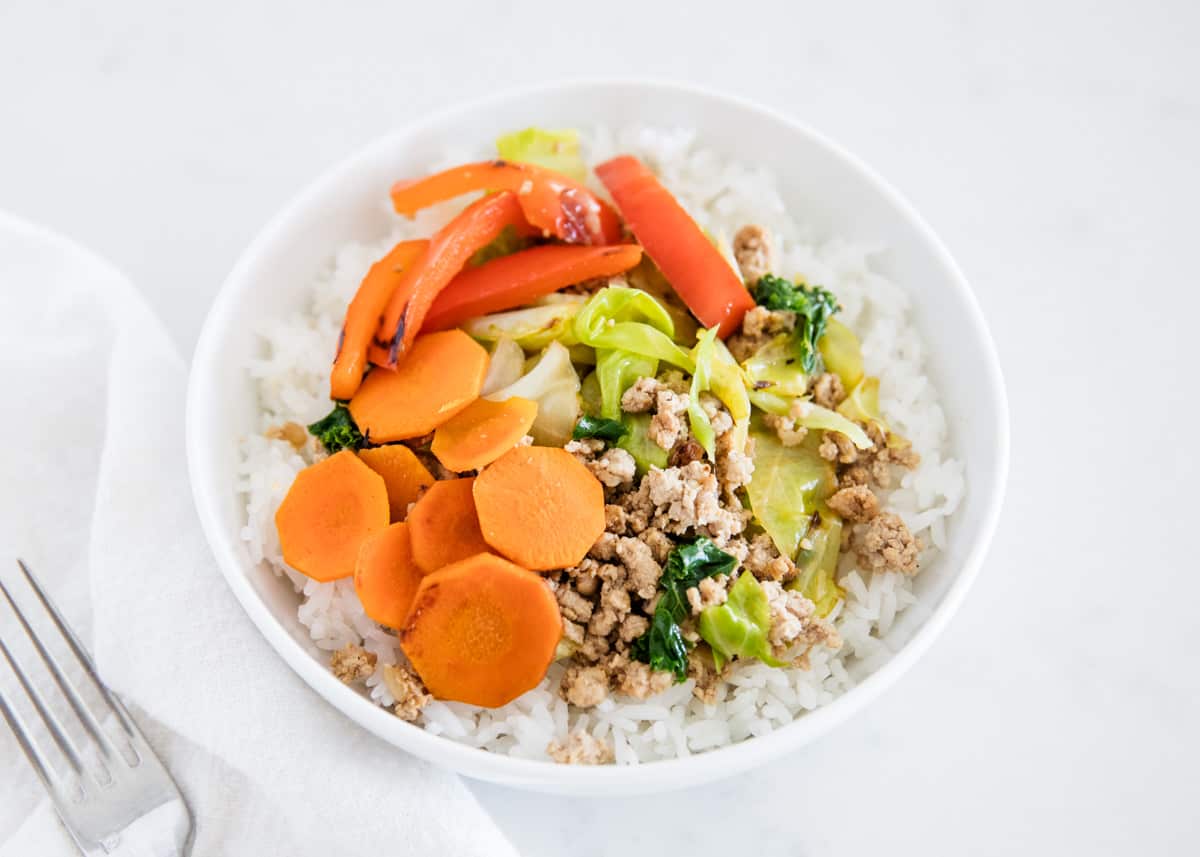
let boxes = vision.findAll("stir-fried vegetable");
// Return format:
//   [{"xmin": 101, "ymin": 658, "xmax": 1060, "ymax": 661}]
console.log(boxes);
[
  {"xmin": 616, "ymin": 413, "xmax": 670, "ymax": 475},
  {"xmin": 741, "ymin": 333, "xmax": 809, "ymax": 398},
  {"xmin": 837, "ymin": 376, "xmax": 883, "ymax": 427},
  {"xmin": 374, "ymin": 192, "xmax": 531, "ymax": 367},
  {"xmin": 790, "ymin": 511, "xmax": 844, "ymax": 618},
  {"xmin": 698, "ymin": 572, "xmax": 785, "ymax": 670},
  {"xmin": 792, "ymin": 402, "xmax": 873, "ymax": 449},
  {"xmin": 468, "ymin": 224, "xmax": 530, "ymax": 268},
  {"xmin": 495, "ymin": 127, "xmax": 587, "ymax": 181},
  {"xmin": 573, "ymin": 286, "xmax": 694, "ymax": 369},
  {"xmin": 307, "ymin": 404, "xmax": 363, "ymax": 453},
  {"xmin": 596, "ymin": 349, "xmax": 658, "ymax": 420},
  {"xmin": 687, "ymin": 327, "xmax": 720, "ymax": 458},
  {"xmin": 817, "ymin": 316, "xmax": 864, "ymax": 390},
  {"xmin": 462, "ymin": 296, "xmax": 586, "ymax": 351},
  {"xmin": 390, "ymin": 160, "xmax": 622, "ymax": 245},
  {"xmin": 632, "ymin": 538, "xmax": 738, "ymax": 681},
  {"xmin": 480, "ymin": 337, "xmax": 524, "ymax": 395},
  {"xmin": 745, "ymin": 424, "xmax": 836, "ymax": 559},
  {"xmin": 485, "ymin": 340, "xmax": 580, "ymax": 446},
  {"xmin": 426, "ymin": 244, "xmax": 642, "ymax": 332},
  {"xmin": 595, "ymin": 155, "xmax": 755, "ymax": 337},
  {"xmin": 752, "ymin": 274, "xmax": 840, "ymax": 375}
]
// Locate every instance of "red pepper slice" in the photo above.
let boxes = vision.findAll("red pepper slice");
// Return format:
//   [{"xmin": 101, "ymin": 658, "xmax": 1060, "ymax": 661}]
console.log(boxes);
[
  {"xmin": 423, "ymin": 243, "xmax": 643, "ymax": 332},
  {"xmin": 595, "ymin": 155, "xmax": 754, "ymax": 338}
]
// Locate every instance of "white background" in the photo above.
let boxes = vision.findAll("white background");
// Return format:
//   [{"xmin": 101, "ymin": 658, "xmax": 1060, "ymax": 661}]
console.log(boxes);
[{"xmin": 2, "ymin": 1, "xmax": 1197, "ymax": 854}]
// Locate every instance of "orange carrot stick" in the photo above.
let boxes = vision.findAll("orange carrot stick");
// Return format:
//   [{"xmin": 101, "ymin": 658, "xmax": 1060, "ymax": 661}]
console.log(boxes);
[
  {"xmin": 373, "ymin": 192, "xmax": 529, "ymax": 367},
  {"xmin": 274, "ymin": 450, "xmax": 389, "ymax": 582},
  {"xmin": 406, "ymin": 478, "xmax": 493, "ymax": 574},
  {"xmin": 595, "ymin": 155, "xmax": 755, "ymax": 338},
  {"xmin": 472, "ymin": 446, "xmax": 605, "ymax": 571},
  {"xmin": 357, "ymin": 445, "xmax": 435, "ymax": 521},
  {"xmin": 423, "ymin": 244, "xmax": 644, "ymax": 332},
  {"xmin": 400, "ymin": 552, "xmax": 561, "ymax": 707},
  {"xmin": 330, "ymin": 239, "xmax": 428, "ymax": 401},
  {"xmin": 349, "ymin": 330, "xmax": 488, "ymax": 442},
  {"xmin": 390, "ymin": 160, "xmax": 622, "ymax": 246},
  {"xmin": 431, "ymin": 397, "xmax": 538, "ymax": 473},
  {"xmin": 354, "ymin": 522, "xmax": 423, "ymax": 629}
]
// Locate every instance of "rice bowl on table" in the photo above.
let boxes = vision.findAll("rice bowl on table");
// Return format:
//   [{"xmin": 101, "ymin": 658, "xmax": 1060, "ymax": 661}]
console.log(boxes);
[{"xmin": 235, "ymin": 122, "xmax": 968, "ymax": 767}]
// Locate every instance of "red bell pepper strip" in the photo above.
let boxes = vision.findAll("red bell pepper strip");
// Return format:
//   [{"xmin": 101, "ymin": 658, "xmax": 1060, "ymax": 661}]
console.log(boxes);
[
  {"xmin": 372, "ymin": 191, "xmax": 529, "ymax": 368},
  {"xmin": 595, "ymin": 155, "xmax": 755, "ymax": 338},
  {"xmin": 423, "ymin": 243, "xmax": 643, "ymax": 332},
  {"xmin": 330, "ymin": 239, "xmax": 429, "ymax": 400},
  {"xmin": 390, "ymin": 160, "xmax": 622, "ymax": 246}
]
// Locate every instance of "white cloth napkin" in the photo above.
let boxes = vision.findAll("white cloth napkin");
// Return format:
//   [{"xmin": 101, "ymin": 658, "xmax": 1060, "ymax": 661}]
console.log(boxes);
[{"xmin": 0, "ymin": 212, "xmax": 517, "ymax": 856}]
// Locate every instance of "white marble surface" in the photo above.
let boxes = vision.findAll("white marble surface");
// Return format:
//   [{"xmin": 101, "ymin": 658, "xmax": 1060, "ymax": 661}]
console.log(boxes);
[{"xmin": 3, "ymin": 0, "xmax": 1197, "ymax": 853}]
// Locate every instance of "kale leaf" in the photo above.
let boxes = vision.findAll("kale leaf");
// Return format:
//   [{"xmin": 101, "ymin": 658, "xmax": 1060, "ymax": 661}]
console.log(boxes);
[
  {"xmin": 751, "ymin": 274, "xmax": 840, "ymax": 375},
  {"xmin": 307, "ymin": 404, "xmax": 364, "ymax": 453},
  {"xmin": 631, "ymin": 537, "xmax": 738, "ymax": 681},
  {"xmin": 571, "ymin": 415, "xmax": 628, "ymax": 443}
]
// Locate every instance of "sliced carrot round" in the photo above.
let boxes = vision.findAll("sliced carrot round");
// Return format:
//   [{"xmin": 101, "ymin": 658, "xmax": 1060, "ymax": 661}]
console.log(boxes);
[
  {"xmin": 357, "ymin": 445, "xmax": 435, "ymax": 521},
  {"xmin": 406, "ymin": 478, "xmax": 493, "ymax": 574},
  {"xmin": 354, "ymin": 522, "xmax": 423, "ymax": 629},
  {"xmin": 472, "ymin": 446, "xmax": 605, "ymax": 571},
  {"xmin": 431, "ymin": 397, "xmax": 538, "ymax": 473},
  {"xmin": 274, "ymin": 450, "xmax": 389, "ymax": 582},
  {"xmin": 349, "ymin": 330, "xmax": 488, "ymax": 442},
  {"xmin": 399, "ymin": 552, "xmax": 561, "ymax": 708}
]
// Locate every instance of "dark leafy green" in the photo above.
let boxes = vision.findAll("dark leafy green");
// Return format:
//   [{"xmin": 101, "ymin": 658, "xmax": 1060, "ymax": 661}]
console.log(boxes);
[
  {"xmin": 751, "ymin": 274, "xmax": 840, "ymax": 374},
  {"xmin": 631, "ymin": 538, "xmax": 738, "ymax": 681},
  {"xmin": 307, "ymin": 404, "xmax": 364, "ymax": 453},
  {"xmin": 572, "ymin": 415, "xmax": 628, "ymax": 443}
]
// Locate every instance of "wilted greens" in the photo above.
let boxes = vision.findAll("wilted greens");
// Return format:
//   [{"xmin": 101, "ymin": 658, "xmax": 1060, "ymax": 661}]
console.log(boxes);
[
  {"xmin": 632, "ymin": 538, "xmax": 738, "ymax": 681},
  {"xmin": 572, "ymin": 415, "xmax": 627, "ymax": 443},
  {"xmin": 752, "ymin": 274, "xmax": 839, "ymax": 375},
  {"xmin": 307, "ymin": 404, "xmax": 363, "ymax": 452},
  {"xmin": 790, "ymin": 511, "xmax": 845, "ymax": 617}
]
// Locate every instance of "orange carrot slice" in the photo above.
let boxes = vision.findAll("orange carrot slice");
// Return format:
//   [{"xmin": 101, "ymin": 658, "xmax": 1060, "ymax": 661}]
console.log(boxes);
[
  {"xmin": 390, "ymin": 160, "xmax": 622, "ymax": 246},
  {"xmin": 595, "ymin": 155, "xmax": 755, "ymax": 338},
  {"xmin": 357, "ymin": 445, "xmax": 435, "ymax": 521},
  {"xmin": 406, "ymin": 478, "xmax": 492, "ymax": 574},
  {"xmin": 373, "ymin": 192, "xmax": 529, "ymax": 367},
  {"xmin": 349, "ymin": 330, "xmax": 488, "ymax": 442},
  {"xmin": 354, "ymin": 522, "xmax": 423, "ymax": 629},
  {"xmin": 274, "ymin": 450, "xmax": 389, "ymax": 582},
  {"xmin": 423, "ymin": 243, "xmax": 644, "ymax": 332},
  {"xmin": 431, "ymin": 397, "xmax": 538, "ymax": 473},
  {"xmin": 472, "ymin": 446, "xmax": 605, "ymax": 571},
  {"xmin": 399, "ymin": 552, "xmax": 561, "ymax": 707},
  {"xmin": 330, "ymin": 239, "xmax": 428, "ymax": 400}
]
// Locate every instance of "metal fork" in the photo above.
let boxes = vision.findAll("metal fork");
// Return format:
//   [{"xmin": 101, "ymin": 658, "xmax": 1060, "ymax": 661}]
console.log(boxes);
[{"xmin": 0, "ymin": 560, "xmax": 192, "ymax": 856}]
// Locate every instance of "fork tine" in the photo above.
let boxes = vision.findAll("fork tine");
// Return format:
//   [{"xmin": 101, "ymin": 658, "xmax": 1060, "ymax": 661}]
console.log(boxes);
[
  {"xmin": 0, "ymin": 635, "xmax": 85, "ymax": 774},
  {"xmin": 0, "ymin": 683, "xmax": 58, "ymax": 792},
  {"xmin": 16, "ymin": 559, "xmax": 134, "ymax": 736},
  {"xmin": 0, "ymin": 573, "xmax": 122, "ymax": 761}
]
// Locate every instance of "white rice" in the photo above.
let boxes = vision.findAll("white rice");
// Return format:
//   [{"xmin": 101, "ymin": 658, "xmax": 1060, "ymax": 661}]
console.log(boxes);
[{"xmin": 236, "ymin": 126, "xmax": 965, "ymax": 763}]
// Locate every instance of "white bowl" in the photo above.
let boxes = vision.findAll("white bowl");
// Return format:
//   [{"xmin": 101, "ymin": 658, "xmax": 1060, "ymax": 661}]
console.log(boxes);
[{"xmin": 186, "ymin": 80, "xmax": 1008, "ymax": 795}]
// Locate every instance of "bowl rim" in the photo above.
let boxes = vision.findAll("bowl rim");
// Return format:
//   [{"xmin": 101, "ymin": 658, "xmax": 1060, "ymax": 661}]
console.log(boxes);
[{"xmin": 186, "ymin": 77, "xmax": 1010, "ymax": 791}]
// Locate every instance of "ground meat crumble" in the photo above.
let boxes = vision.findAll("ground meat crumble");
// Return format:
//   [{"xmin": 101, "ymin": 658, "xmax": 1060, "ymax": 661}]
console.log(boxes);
[
  {"xmin": 548, "ymin": 731, "xmax": 614, "ymax": 765},
  {"xmin": 382, "ymin": 663, "xmax": 431, "ymax": 722},
  {"xmin": 330, "ymin": 643, "xmax": 376, "ymax": 683},
  {"xmin": 732, "ymin": 224, "xmax": 775, "ymax": 286}
]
